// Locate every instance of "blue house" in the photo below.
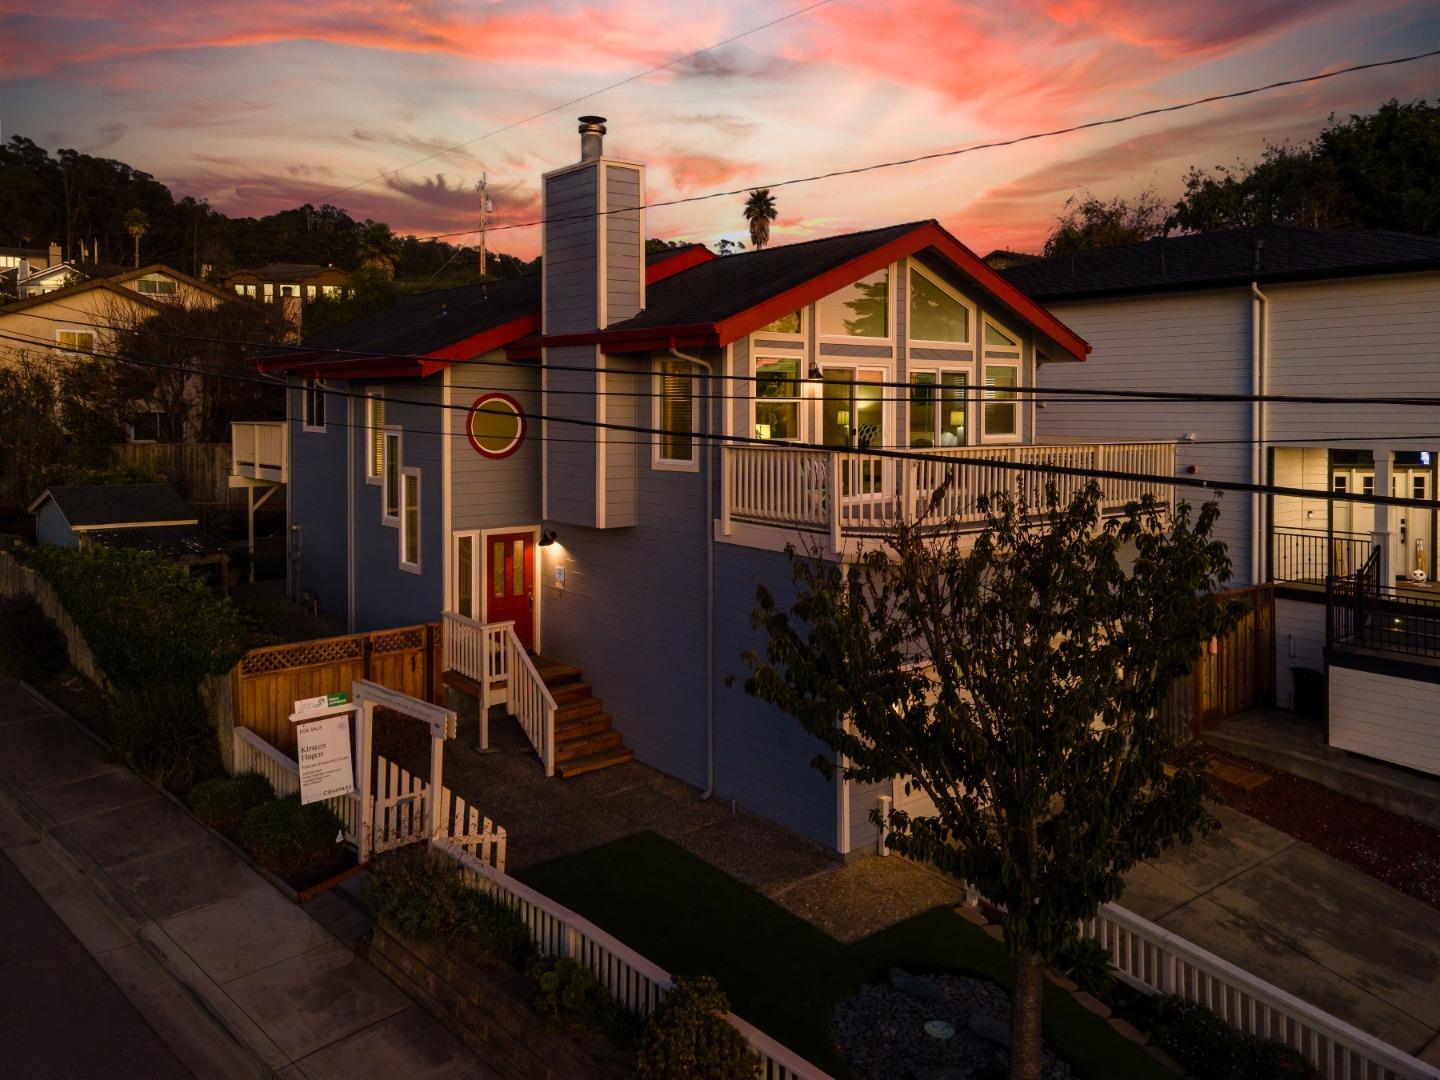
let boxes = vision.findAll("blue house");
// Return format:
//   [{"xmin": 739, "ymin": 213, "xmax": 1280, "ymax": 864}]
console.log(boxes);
[{"xmin": 252, "ymin": 117, "xmax": 1174, "ymax": 855}]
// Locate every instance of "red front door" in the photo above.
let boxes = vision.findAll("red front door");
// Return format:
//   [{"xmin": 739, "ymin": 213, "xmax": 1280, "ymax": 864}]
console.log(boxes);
[{"xmin": 486, "ymin": 532, "xmax": 535, "ymax": 652}]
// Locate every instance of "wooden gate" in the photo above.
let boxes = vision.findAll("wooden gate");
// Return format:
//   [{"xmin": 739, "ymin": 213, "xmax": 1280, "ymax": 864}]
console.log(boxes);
[
  {"xmin": 1193, "ymin": 584, "xmax": 1275, "ymax": 733},
  {"xmin": 233, "ymin": 623, "xmax": 442, "ymax": 754}
]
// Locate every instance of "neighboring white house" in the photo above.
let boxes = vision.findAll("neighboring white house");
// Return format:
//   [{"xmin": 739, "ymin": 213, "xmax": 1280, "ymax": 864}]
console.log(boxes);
[{"xmin": 1004, "ymin": 227, "xmax": 1440, "ymax": 778}]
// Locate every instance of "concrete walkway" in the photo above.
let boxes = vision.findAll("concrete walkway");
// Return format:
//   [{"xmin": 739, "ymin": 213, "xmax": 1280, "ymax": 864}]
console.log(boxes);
[
  {"xmin": 0, "ymin": 677, "xmax": 496, "ymax": 1079},
  {"xmin": 1122, "ymin": 805, "xmax": 1440, "ymax": 1061}
]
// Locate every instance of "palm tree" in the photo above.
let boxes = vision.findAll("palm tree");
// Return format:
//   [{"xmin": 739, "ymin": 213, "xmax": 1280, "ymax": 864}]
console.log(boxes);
[
  {"xmin": 743, "ymin": 189, "xmax": 777, "ymax": 250},
  {"xmin": 124, "ymin": 208, "xmax": 149, "ymax": 268},
  {"xmin": 357, "ymin": 221, "xmax": 401, "ymax": 277}
]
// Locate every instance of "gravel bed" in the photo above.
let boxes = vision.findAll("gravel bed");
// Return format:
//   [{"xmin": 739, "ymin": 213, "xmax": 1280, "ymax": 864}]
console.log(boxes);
[{"xmin": 835, "ymin": 970, "xmax": 1073, "ymax": 1080}]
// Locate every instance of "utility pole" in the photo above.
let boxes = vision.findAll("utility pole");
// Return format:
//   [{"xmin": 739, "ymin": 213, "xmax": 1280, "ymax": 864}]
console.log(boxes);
[{"xmin": 476, "ymin": 174, "xmax": 493, "ymax": 279}]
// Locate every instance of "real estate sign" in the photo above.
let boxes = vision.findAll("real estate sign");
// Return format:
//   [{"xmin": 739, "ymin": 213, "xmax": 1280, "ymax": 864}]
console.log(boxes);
[{"xmin": 295, "ymin": 712, "xmax": 355, "ymax": 805}]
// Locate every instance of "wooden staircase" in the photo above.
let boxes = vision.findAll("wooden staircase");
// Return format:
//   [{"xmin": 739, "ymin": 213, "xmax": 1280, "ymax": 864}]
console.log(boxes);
[{"xmin": 533, "ymin": 656, "xmax": 635, "ymax": 779}]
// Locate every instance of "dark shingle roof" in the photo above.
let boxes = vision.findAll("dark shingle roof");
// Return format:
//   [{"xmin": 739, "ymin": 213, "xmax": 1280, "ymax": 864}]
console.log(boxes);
[
  {"xmin": 300, "ymin": 273, "xmax": 541, "ymax": 354},
  {"xmin": 1001, "ymin": 226, "xmax": 1440, "ymax": 301},
  {"xmin": 85, "ymin": 525, "xmax": 225, "ymax": 558},
  {"xmin": 613, "ymin": 223, "xmax": 929, "ymax": 330},
  {"xmin": 239, "ymin": 263, "xmax": 343, "ymax": 281},
  {"xmin": 35, "ymin": 484, "xmax": 197, "ymax": 527}
]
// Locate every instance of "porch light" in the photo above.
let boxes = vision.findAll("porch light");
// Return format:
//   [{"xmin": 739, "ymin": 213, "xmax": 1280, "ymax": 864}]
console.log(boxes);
[
  {"xmin": 807, "ymin": 359, "xmax": 822, "ymax": 381},
  {"xmin": 539, "ymin": 529, "xmax": 559, "ymax": 547}
]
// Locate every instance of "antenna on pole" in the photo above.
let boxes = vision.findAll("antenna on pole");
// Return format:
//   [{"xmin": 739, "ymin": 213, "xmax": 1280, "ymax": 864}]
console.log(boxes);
[{"xmin": 476, "ymin": 174, "xmax": 493, "ymax": 279}]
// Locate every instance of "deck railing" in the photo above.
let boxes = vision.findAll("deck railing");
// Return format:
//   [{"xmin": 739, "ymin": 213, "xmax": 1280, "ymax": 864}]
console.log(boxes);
[
  {"xmin": 1082, "ymin": 902, "xmax": 1436, "ymax": 1080},
  {"xmin": 230, "ymin": 421, "xmax": 288, "ymax": 483},
  {"xmin": 441, "ymin": 611, "xmax": 556, "ymax": 776},
  {"xmin": 1273, "ymin": 527, "xmax": 1373, "ymax": 585},
  {"xmin": 722, "ymin": 442, "xmax": 1175, "ymax": 544},
  {"xmin": 433, "ymin": 839, "xmax": 829, "ymax": 1079}
]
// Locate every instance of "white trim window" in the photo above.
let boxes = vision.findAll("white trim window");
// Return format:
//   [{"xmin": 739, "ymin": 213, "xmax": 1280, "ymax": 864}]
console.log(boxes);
[
  {"xmin": 302, "ymin": 379, "xmax": 327, "ymax": 431},
  {"xmin": 54, "ymin": 328, "xmax": 95, "ymax": 353},
  {"xmin": 365, "ymin": 389, "xmax": 385, "ymax": 483},
  {"xmin": 752, "ymin": 356, "xmax": 803, "ymax": 442},
  {"xmin": 135, "ymin": 274, "xmax": 178, "ymax": 297},
  {"xmin": 908, "ymin": 263, "xmax": 974, "ymax": 345},
  {"xmin": 400, "ymin": 467, "xmax": 421, "ymax": 572},
  {"xmin": 382, "ymin": 427, "xmax": 402, "ymax": 525},
  {"xmin": 755, "ymin": 308, "xmax": 804, "ymax": 339},
  {"xmin": 908, "ymin": 369, "xmax": 968, "ymax": 448},
  {"xmin": 982, "ymin": 361, "xmax": 1020, "ymax": 440},
  {"xmin": 817, "ymin": 267, "xmax": 891, "ymax": 341},
  {"xmin": 653, "ymin": 360, "xmax": 698, "ymax": 470}
]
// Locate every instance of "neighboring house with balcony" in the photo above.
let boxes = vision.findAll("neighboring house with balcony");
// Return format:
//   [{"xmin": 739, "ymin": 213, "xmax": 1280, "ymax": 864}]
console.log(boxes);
[
  {"xmin": 1003, "ymin": 227, "xmax": 1440, "ymax": 781},
  {"xmin": 249, "ymin": 118, "xmax": 1175, "ymax": 854},
  {"xmin": 226, "ymin": 263, "xmax": 352, "ymax": 304}
]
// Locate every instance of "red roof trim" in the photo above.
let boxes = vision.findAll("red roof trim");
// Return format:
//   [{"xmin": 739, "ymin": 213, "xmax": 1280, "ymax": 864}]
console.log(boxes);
[
  {"xmin": 645, "ymin": 245, "xmax": 716, "ymax": 284},
  {"xmin": 424, "ymin": 312, "xmax": 541, "ymax": 362}
]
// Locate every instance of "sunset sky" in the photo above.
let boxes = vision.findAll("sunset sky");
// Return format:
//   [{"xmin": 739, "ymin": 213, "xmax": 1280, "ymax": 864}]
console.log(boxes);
[{"xmin": 3, "ymin": 0, "xmax": 1437, "ymax": 260}]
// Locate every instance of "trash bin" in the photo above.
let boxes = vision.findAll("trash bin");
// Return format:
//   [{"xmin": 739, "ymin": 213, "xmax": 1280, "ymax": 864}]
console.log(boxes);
[{"xmin": 1290, "ymin": 666, "xmax": 1324, "ymax": 723}]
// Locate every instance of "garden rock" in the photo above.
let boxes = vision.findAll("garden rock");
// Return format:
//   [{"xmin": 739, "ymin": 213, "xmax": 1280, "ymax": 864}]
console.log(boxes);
[{"xmin": 836, "ymin": 973, "xmax": 1072, "ymax": 1080}]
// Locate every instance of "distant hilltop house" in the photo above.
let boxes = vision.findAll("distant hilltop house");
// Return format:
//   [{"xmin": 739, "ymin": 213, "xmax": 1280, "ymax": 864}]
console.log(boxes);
[
  {"xmin": 225, "ymin": 264, "xmax": 352, "ymax": 304},
  {"xmin": 0, "ymin": 243, "xmax": 85, "ymax": 300}
]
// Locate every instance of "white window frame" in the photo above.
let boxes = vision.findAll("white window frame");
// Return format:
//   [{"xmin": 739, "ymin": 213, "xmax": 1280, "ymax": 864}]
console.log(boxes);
[
  {"xmin": 54, "ymin": 327, "xmax": 96, "ymax": 353},
  {"xmin": 817, "ymin": 361, "xmax": 894, "ymax": 452},
  {"xmin": 982, "ymin": 316, "xmax": 1022, "ymax": 351},
  {"xmin": 816, "ymin": 265, "xmax": 895, "ymax": 345},
  {"xmin": 381, "ymin": 427, "xmax": 402, "ymax": 526},
  {"xmin": 263, "ymin": 283, "xmax": 274, "ymax": 303},
  {"xmin": 907, "ymin": 261, "xmax": 976, "ymax": 348},
  {"xmin": 753, "ymin": 307, "xmax": 806, "ymax": 341},
  {"xmin": 652, "ymin": 360, "xmax": 700, "ymax": 472},
  {"xmin": 907, "ymin": 365, "xmax": 972, "ymax": 449},
  {"xmin": 302, "ymin": 379, "xmax": 327, "ymax": 432},
  {"xmin": 135, "ymin": 274, "xmax": 178, "ymax": 296},
  {"xmin": 981, "ymin": 361, "xmax": 1022, "ymax": 442},
  {"xmin": 750, "ymin": 354, "xmax": 806, "ymax": 443},
  {"xmin": 365, "ymin": 388, "xmax": 385, "ymax": 484},
  {"xmin": 399, "ymin": 467, "xmax": 422, "ymax": 574}
]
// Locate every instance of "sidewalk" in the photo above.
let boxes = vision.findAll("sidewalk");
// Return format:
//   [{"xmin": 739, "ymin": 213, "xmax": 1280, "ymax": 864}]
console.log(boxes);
[{"xmin": 0, "ymin": 676, "xmax": 496, "ymax": 1079}]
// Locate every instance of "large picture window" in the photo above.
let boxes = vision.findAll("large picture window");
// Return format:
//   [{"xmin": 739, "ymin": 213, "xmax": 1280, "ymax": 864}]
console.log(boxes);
[
  {"xmin": 654, "ymin": 360, "xmax": 697, "ymax": 469},
  {"xmin": 817, "ymin": 268, "xmax": 889, "ymax": 339},
  {"xmin": 908, "ymin": 266, "xmax": 971, "ymax": 344},
  {"xmin": 909, "ymin": 371, "xmax": 967, "ymax": 448},
  {"xmin": 753, "ymin": 357, "xmax": 802, "ymax": 441}
]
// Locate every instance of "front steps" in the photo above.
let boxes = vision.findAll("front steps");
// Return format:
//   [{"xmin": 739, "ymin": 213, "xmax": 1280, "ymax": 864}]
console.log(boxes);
[{"xmin": 534, "ymin": 657, "xmax": 635, "ymax": 778}]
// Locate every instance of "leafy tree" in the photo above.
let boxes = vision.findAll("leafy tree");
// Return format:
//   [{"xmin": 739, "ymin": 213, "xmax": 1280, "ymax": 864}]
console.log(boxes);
[
  {"xmin": 124, "ymin": 208, "xmax": 149, "ymax": 268},
  {"xmin": 743, "ymin": 482, "xmax": 1234, "ymax": 1080},
  {"xmin": 645, "ymin": 238, "xmax": 693, "ymax": 253},
  {"xmin": 1043, "ymin": 187, "xmax": 1170, "ymax": 256},
  {"xmin": 743, "ymin": 188, "xmax": 777, "ymax": 250},
  {"xmin": 357, "ymin": 221, "xmax": 401, "ymax": 276},
  {"xmin": 715, "ymin": 238, "xmax": 746, "ymax": 256}
]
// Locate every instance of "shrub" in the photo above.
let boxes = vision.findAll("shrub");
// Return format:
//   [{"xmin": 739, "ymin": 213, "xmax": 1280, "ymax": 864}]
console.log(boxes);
[
  {"xmin": 526, "ymin": 956, "xmax": 643, "ymax": 1044},
  {"xmin": 106, "ymin": 681, "xmax": 223, "ymax": 793},
  {"xmin": 1049, "ymin": 933, "xmax": 1114, "ymax": 995},
  {"xmin": 365, "ymin": 846, "xmax": 536, "ymax": 969},
  {"xmin": 187, "ymin": 772, "xmax": 274, "ymax": 833},
  {"xmin": 239, "ymin": 795, "xmax": 346, "ymax": 884},
  {"xmin": 1136, "ymin": 995, "xmax": 1321, "ymax": 1080},
  {"xmin": 20, "ymin": 544, "xmax": 251, "ymax": 689},
  {"xmin": 0, "ymin": 594, "xmax": 67, "ymax": 684},
  {"xmin": 633, "ymin": 976, "xmax": 759, "ymax": 1080}
]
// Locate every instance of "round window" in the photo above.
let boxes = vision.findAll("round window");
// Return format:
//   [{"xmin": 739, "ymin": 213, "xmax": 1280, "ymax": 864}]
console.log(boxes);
[{"xmin": 466, "ymin": 393, "xmax": 525, "ymax": 459}]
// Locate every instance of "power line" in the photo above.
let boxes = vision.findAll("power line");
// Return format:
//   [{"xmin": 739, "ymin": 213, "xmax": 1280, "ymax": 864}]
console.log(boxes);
[{"xmin": 6, "ymin": 329, "xmax": 1435, "ymax": 512}]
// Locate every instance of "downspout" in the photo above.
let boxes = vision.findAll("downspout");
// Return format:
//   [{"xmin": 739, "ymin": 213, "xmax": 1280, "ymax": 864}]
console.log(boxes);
[
  {"xmin": 669, "ymin": 345, "xmax": 717, "ymax": 800},
  {"xmin": 1250, "ymin": 282, "xmax": 1268, "ymax": 586}
]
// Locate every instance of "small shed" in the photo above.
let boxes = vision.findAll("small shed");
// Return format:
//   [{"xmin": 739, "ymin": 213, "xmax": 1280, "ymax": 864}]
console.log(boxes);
[{"xmin": 27, "ymin": 484, "xmax": 229, "ymax": 588}]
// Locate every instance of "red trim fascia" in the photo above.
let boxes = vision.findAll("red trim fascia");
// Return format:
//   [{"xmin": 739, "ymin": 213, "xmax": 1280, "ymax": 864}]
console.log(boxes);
[
  {"xmin": 533, "ymin": 322, "xmax": 718, "ymax": 349},
  {"xmin": 644, "ymin": 246, "xmax": 715, "ymax": 284},
  {"xmin": 255, "ymin": 350, "xmax": 323, "ymax": 373},
  {"xmin": 601, "ymin": 333, "xmax": 718, "ymax": 355},
  {"xmin": 506, "ymin": 344, "xmax": 541, "ymax": 361},
  {"xmin": 424, "ymin": 312, "xmax": 541, "ymax": 362}
]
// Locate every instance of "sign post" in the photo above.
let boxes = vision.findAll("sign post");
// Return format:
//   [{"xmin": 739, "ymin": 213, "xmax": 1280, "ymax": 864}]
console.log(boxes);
[{"xmin": 289, "ymin": 694, "xmax": 358, "ymax": 807}]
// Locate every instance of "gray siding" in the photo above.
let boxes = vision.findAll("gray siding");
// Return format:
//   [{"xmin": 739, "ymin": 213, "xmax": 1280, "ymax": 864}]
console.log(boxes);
[
  {"xmin": 600, "ymin": 357, "xmax": 638, "ymax": 529},
  {"xmin": 544, "ymin": 345, "xmax": 599, "ymax": 528},
  {"xmin": 910, "ymin": 347, "xmax": 974, "ymax": 362},
  {"xmin": 351, "ymin": 379, "xmax": 444, "ymax": 630},
  {"xmin": 604, "ymin": 165, "xmax": 642, "ymax": 325},
  {"xmin": 543, "ymin": 167, "xmax": 599, "ymax": 336},
  {"xmin": 819, "ymin": 342, "xmax": 892, "ymax": 358},
  {"xmin": 449, "ymin": 358, "xmax": 542, "ymax": 531},
  {"xmin": 1274, "ymin": 597, "xmax": 1325, "ymax": 710},
  {"xmin": 34, "ymin": 502, "xmax": 76, "ymax": 547},
  {"xmin": 1329, "ymin": 664, "xmax": 1440, "ymax": 776},
  {"xmin": 289, "ymin": 382, "xmax": 350, "ymax": 620},
  {"xmin": 1038, "ymin": 291, "xmax": 1253, "ymax": 582}
]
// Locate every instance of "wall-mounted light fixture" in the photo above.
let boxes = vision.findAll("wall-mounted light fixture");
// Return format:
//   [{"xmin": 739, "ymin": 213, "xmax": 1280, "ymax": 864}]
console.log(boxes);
[
  {"xmin": 539, "ymin": 529, "xmax": 559, "ymax": 547},
  {"xmin": 807, "ymin": 359, "xmax": 822, "ymax": 381}
]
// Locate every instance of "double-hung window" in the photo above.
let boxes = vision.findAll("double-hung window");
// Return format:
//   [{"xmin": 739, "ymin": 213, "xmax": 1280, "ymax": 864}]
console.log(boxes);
[
  {"xmin": 753, "ymin": 357, "xmax": 802, "ymax": 441},
  {"xmin": 909, "ymin": 371, "xmax": 967, "ymax": 448},
  {"xmin": 654, "ymin": 360, "xmax": 697, "ymax": 469},
  {"xmin": 382, "ymin": 428, "xmax": 402, "ymax": 524},
  {"xmin": 982, "ymin": 319, "xmax": 1021, "ymax": 440},
  {"xmin": 302, "ymin": 379, "xmax": 326, "ymax": 431},
  {"xmin": 399, "ymin": 468, "xmax": 421, "ymax": 572},
  {"xmin": 365, "ymin": 390, "xmax": 385, "ymax": 482}
]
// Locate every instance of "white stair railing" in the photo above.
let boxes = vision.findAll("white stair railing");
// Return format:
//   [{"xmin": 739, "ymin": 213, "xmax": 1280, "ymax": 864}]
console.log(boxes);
[{"xmin": 498, "ymin": 625, "xmax": 557, "ymax": 777}]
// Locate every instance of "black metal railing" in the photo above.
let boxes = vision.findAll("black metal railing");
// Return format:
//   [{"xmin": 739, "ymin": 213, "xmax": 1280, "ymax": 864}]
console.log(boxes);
[
  {"xmin": 1273, "ymin": 527, "xmax": 1372, "ymax": 584},
  {"xmin": 1327, "ymin": 548, "xmax": 1440, "ymax": 659}
]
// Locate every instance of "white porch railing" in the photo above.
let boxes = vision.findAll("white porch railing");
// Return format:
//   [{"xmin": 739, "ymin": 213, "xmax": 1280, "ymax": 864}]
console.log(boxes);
[
  {"xmin": 433, "ymin": 839, "xmax": 830, "ymax": 1079},
  {"xmin": 722, "ymin": 442, "xmax": 1177, "ymax": 545},
  {"xmin": 1081, "ymin": 902, "xmax": 1436, "ymax": 1080},
  {"xmin": 231, "ymin": 421, "xmax": 288, "ymax": 483},
  {"xmin": 441, "ymin": 611, "xmax": 556, "ymax": 777}
]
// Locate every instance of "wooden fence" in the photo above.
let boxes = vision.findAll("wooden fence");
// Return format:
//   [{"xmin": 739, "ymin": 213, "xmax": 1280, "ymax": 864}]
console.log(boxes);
[
  {"xmin": 1158, "ymin": 584, "xmax": 1276, "ymax": 744},
  {"xmin": 113, "ymin": 441, "xmax": 247, "ymax": 508},
  {"xmin": 232, "ymin": 623, "xmax": 442, "ymax": 755},
  {"xmin": 0, "ymin": 549, "xmax": 110, "ymax": 690}
]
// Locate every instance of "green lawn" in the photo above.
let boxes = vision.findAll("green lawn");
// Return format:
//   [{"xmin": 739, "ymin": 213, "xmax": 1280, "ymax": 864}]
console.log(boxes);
[{"xmin": 515, "ymin": 832, "xmax": 1168, "ymax": 1079}]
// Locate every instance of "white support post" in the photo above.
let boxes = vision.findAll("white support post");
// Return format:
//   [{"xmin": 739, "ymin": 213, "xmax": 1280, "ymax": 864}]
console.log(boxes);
[
  {"xmin": 246, "ymin": 485, "xmax": 255, "ymax": 584},
  {"xmin": 828, "ymin": 453, "xmax": 842, "ymax": 554},
  {"xmin": 428, "ymin": 731, "xmax": 445, "ymax": 840},
  {"xmin": 877, "ymin": 794, "xmax": 892, "ymax": 856},
  {"xmin": 720, "ymin": 447, "xmax": 733, "ymax": 536},
  {"xmin": 1372, "ymin": 448, "xmax": 1393, "ymax": 586}
]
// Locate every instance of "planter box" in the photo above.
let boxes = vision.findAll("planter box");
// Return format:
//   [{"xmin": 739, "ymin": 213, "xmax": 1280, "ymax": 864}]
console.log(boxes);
[{"xmin": 366, "ymin": 918, "xmax": 627, "ymax": 1080}]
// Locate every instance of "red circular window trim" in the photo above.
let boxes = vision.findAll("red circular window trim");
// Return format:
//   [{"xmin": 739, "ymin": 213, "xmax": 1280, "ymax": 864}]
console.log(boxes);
[{"xmin": 466, "ymin": 393, "xmax": 526, "ymax": 459}]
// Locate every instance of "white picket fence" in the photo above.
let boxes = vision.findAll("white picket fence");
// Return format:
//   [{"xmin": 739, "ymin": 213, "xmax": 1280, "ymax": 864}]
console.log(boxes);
[
  {"xmin": 229, "ymin": 728, "xmax": 505, "ymax": 871},
  {"xmin": 431, "ymin": 839, "xmax": 827, "ymax": 1080},
  {"xmin": 1080, "ymin": 903, "xmax": 1438, "ymax": 1080}
]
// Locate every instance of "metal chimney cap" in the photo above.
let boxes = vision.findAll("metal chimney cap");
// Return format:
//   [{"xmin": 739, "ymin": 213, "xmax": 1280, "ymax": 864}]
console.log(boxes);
[{"xmin": 578, "ymin": 115, "xmax": 607, "ymax": 132}]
